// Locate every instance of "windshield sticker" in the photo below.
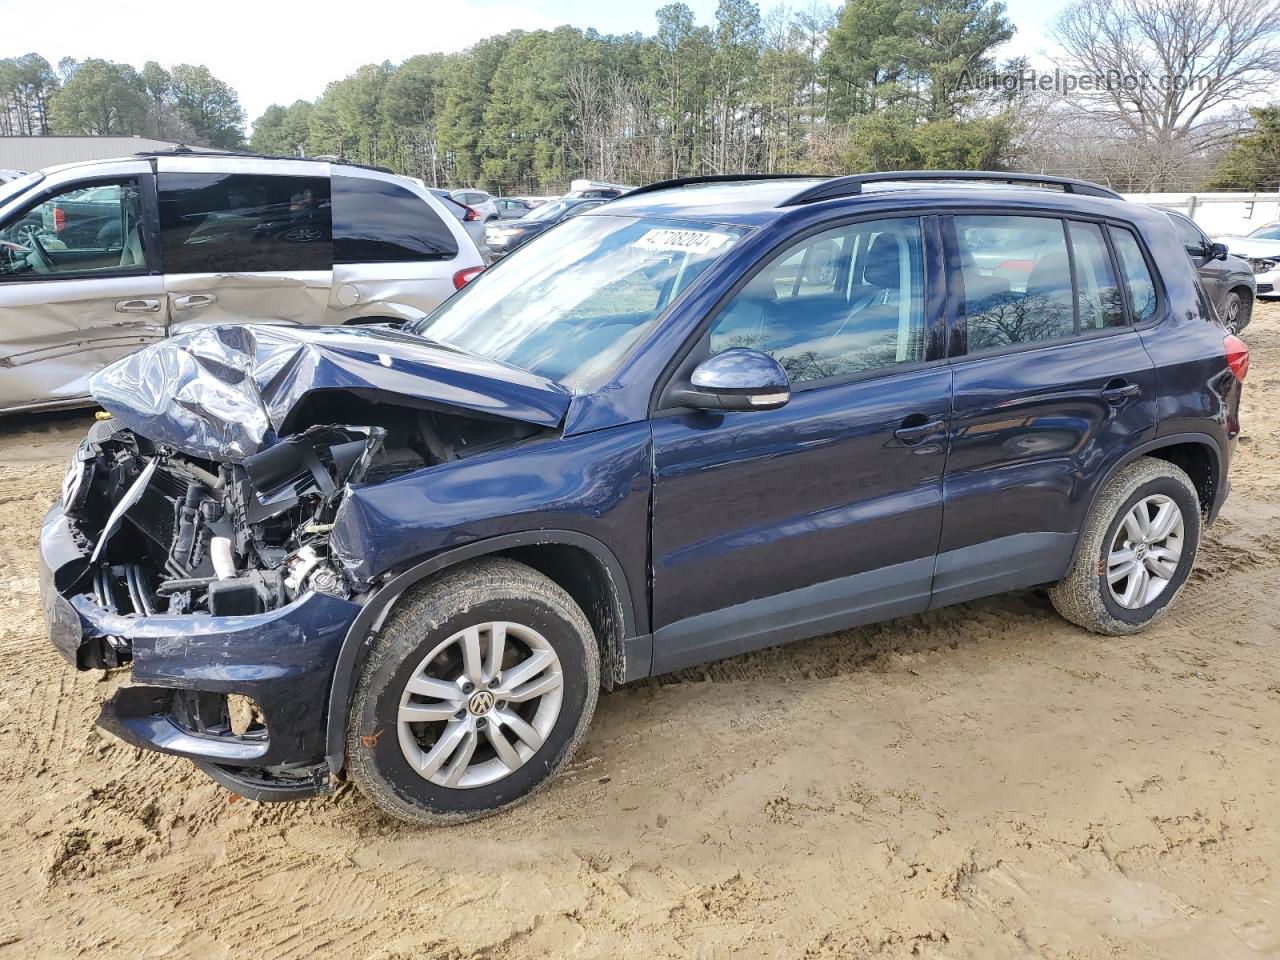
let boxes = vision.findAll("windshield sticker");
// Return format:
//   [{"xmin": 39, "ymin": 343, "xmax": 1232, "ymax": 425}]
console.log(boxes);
[{"xmin": 634, "ymin": 228, "xmax": 735, "ymax": 254}]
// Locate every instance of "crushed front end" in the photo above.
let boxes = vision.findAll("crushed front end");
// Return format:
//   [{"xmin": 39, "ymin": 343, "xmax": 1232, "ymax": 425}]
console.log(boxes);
[{"xmin": 39, "ymin": 416, "xmax": 374, "ymax": 799}]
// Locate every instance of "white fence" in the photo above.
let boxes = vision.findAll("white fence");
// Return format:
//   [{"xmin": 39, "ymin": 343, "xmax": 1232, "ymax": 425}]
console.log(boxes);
[{"xmin": 1123, "ymin": 191, "xmax": 1280, "ymax": 238}]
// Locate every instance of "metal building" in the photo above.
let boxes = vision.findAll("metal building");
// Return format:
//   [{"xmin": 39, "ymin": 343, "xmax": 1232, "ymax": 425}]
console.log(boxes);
[{"xmin": 0, "ymin": 136, "xmax": 195, "ymax": 172}]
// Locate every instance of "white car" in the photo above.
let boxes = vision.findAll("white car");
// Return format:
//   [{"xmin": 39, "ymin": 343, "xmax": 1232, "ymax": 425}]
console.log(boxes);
[
  {"xmin": 450, "ymin": 189, "xmax": 500, "ymax": 223},
  {"xmin": 1215, "ymin": 222, "xmax": 1280, "ymax": 299},
  {"xmin": 0, "ymin": 150, "xmax": 485, "ymax": 414}
]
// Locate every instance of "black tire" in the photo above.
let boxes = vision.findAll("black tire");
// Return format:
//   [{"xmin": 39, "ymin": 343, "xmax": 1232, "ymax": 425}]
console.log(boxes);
[
  {"xmin": 346, "ymin": 557, "xmax": 599, "ymax": 825},
  {"xmin": 1222, "ymin": 289, "xmax": 1251, "ymax": 334},
  {"xmin": 1049, "ymin": 457, "xmax": 1201, "ymax": 635}
]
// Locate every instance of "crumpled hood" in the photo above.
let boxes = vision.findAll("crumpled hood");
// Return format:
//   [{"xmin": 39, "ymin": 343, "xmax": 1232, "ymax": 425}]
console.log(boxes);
[{"xmin": 89, "ymin": 323, "xmax": 572, "ymax": 461}]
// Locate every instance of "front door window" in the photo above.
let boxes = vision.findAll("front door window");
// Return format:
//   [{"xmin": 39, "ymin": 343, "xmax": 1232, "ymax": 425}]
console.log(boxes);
[{"xmin": 0, "ymin": 179, "xmax": 147, "ymax": 279}]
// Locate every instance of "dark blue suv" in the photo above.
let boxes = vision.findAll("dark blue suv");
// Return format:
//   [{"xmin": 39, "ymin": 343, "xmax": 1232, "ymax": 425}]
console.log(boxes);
[{"xmin": 39, "ymin": 172, "xmax": 1248, "ymax": 823}]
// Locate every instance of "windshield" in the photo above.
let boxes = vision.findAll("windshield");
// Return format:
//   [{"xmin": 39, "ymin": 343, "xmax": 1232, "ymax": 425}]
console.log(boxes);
[
  {"xmin": 525, "ymin": 200, "xmax": 577, "ymax": 222},
  {"xmin": 407, "ymin": 215, "xmax": 748, "ymax": 389},
  {"xmin": 1249, "ymin": 223, "xmax": 1280, "ymax": 241}
]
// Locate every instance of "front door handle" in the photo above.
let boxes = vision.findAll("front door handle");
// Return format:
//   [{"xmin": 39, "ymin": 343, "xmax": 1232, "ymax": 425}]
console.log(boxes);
[
  {"xmin": 894, "ymin": 417, "xmax": 946, "ymax": 445},
  {"xmin": 173, "ymin": 294, "xmax": 217, "ymax": 311},
  {"xmin": 1101, "ymin": 381, "xmax": 1141, "ymax": 404},
  {"xmin": 115, "ymin": 299, "xmax": 161, "ymax": 313}
]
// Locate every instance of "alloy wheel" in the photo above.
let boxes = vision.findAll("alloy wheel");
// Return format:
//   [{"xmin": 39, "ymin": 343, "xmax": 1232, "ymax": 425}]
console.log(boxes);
[
  {"xmin": 1106, "ymin": 494, "xmax": 1185, "ymax": 609},
  {"xmin": 396, "ymin": 621, "xmax": 564, "ymax": 789}
]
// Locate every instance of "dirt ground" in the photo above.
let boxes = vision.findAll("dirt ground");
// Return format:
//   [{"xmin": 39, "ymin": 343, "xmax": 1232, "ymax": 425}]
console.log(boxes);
[{"xmin": 1, "ymin": 305, "xmax": 1279, "ymax": 960}]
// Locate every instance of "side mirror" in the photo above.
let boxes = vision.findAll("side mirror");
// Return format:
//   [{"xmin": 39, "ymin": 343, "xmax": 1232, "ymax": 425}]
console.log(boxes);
[
  {"xmin": 1209, "ymin": 241, "xmax": 1229, "ymax": 261},
  {"xmin": 672, "ymin": 348, "xmax": 791, "ymax": 412}
]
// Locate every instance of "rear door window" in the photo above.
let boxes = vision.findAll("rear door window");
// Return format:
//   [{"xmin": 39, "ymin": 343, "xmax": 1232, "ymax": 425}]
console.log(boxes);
[
  {"xmin": 1068, "ymin": 221, "xmax": 1126, "ymax": 331},
  {"xmin": 955, "ymin": 215, "xmax": 1075, "ymax": 349},
  {"xmin": 334, "ymin": 175, "xmax": 458, "ymax": 264},
  {"xmin": 157, "ymin": 172, "xmax": 332, "ymax": 273}
]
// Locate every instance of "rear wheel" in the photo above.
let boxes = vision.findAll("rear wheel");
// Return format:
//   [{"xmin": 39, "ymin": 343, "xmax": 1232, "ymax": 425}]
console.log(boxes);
[
  {"xmin": 346, "ymin": 558, "xmax": 599, "ymax": 825},
  {"xmin": 1050, "ymin": 457, "xmax": 1200, "ymax": 635}
]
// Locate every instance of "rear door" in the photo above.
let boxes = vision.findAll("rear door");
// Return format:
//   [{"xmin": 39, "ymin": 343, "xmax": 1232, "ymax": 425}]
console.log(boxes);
[
  {"xmin": 328, "ymin": 170, "xmax": 473, "ymax": 322},
  {"xmin": 0, "ymin": 160, "xmax": 167, "ymax": 412},
  {"xmin": 155, "ymin": 158, "xmax": 333, "ymax": 334},
  {"xmin": 934, "ymin": 213, "xmax": 1157, "ymax": 607}
]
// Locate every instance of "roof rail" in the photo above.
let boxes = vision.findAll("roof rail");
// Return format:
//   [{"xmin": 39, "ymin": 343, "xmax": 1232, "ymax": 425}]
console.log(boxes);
[
  {"xmin": 626, "ymin": 173, "xmax": 822, "ymax": 198},
  {"xmin": 135, "ymin": 146, "xmax": 394, "ymax": 175},
  {"xmin": 782, "ymin": 171, "xmax": 1124, "ymax": 205}
]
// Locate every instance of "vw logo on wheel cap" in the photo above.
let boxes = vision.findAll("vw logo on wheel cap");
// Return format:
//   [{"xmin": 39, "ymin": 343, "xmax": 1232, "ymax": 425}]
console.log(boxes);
[{"xmin": 467, "ymin": 690, "xmax": 495, "ymax": 716}]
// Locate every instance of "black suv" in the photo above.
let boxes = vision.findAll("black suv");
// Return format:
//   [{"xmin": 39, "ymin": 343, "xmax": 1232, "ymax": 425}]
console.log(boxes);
[{"xmin": 41, "ymin": 172, "xmax": 1246, "ymax": 824}]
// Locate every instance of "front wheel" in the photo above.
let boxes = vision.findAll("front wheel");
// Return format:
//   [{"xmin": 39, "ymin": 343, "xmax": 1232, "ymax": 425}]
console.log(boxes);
[
  {"xmin": 1222, "ymin": 290, "xmax": 1251, "ymax": 334},
  {"xmin": 346, "ymin": 558, "xmax": 599, "ymax": 825},
  {"xmin": 1050, "ymin": 457, "xmax": 1201, "ymax": 635}
]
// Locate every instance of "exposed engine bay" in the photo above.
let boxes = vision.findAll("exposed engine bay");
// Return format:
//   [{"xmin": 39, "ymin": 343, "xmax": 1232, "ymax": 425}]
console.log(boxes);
[{"xmin": 62, "ymin": 404, "xmax": 544, "ymax": 667}]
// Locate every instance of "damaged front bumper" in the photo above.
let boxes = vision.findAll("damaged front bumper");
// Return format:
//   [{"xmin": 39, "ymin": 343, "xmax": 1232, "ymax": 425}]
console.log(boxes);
[{"xmin": 40, "ymin": 503, "xmax": 360, "ymax": 799}]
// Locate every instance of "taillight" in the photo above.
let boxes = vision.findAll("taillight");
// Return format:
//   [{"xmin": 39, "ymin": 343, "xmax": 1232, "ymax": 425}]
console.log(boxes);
[
  {"xmin": 53, "ymin": 206, "xmax": 65, "ymax": 232},
  {"xmin": 461, "ymin": 205, "xmax": 479, "ymax": 222},
  {"xmin": 1224, "ymin": 334, "xmax": 1249, "ymax": 381},
  {"xmin": 453, "ymin": 266, "xmax": 484, "ymax": 289}
]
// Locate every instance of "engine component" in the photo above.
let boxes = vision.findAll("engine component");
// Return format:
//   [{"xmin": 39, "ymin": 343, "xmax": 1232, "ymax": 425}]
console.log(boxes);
[{"xmin": 210, "ymin": 536, "xmax": 237, "ymax": 580}]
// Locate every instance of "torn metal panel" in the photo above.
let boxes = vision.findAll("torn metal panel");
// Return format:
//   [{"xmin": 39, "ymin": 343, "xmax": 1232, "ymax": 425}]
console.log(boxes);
[{"xmin": 89, "ymin": 322, "xmax": 573, "ymax": 461}]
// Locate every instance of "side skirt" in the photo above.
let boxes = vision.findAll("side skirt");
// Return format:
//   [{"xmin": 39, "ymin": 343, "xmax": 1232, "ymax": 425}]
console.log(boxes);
[{"xmin": 649, "ymin": 556, "xmax": 934, "ymax": 675}]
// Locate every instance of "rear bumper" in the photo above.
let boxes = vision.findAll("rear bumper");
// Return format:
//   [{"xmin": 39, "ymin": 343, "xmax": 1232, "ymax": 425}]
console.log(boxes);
[{"xmin": 39, "ymin": 503, "xmax": 361, "ymax": 777}]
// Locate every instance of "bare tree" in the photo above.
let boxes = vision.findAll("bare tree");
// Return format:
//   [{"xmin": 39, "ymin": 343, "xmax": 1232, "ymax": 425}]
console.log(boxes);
[{"xmin": 1052, "ymin": 0, "xmax": 1280, "ymax": 157}]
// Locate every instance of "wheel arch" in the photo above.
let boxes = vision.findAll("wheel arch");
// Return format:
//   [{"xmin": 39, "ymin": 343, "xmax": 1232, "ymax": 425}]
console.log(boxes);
[
  {"xmin": 1069, "ymin": 433, "xmax": 1224, "ymax": 567},
  {"xmin": 324, "ymin": 530, "xmax": 636, "ymax": 773}
]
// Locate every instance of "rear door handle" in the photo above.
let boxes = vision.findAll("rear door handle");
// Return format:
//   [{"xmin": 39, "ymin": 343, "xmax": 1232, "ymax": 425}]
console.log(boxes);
[
  {"xmin": 115, "ymin": 299, "xmax": 161, "ymax": 313},
  {"xmin": 173, "ymin": 294, "xmax": 217, "ymax": 310},
  {"xmin": 1101, "ymin": 381, "xmax": 1141, "ymax": 403},
  {"xmin": 894, "ymin": 417, "xmax": 946, "ymax": 444}
]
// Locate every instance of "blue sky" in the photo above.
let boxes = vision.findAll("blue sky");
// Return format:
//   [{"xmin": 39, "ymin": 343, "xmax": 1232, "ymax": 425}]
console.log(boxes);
[{"xmin": 1, "ymin": 0, "xmax": 1069, "ymax": 125}]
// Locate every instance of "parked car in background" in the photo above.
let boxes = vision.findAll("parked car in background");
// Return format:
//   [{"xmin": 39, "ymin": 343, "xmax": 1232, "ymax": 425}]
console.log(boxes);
[
  {"xmin": 0, "ymin": 150, "xmax": 483, "ymax": 414},
  {"xmin": 450, "ymin": 189, "xmax": 499, "ymax": 222},
  {"xmin": 41, "ymin": 171, "xmax": 1244, "ymax": 824},
  {"xmin": 430, "ymin": 188, "xmax": 492, "ymax": 263},
  {"xmin": 493, "ymin": 197, "xmax": 533, "ymax": 220},
  {"xmin": 0, "ymin": 168, "xmax": 25, "ymax": 184},
  {"xmin": 1215, "ymin": 222, "xmax": 1280, "ymax": 301},
  {"xmin": 565, "ymin": 178, "xmax": 633, "ymax": 199},
  {"xmin": 484, "ymin": 197, "xmax": 606, "ymax": 257},
  {"xmin": 1161, "ymin": 210, "xmax": 1256, "ymax": 333}
]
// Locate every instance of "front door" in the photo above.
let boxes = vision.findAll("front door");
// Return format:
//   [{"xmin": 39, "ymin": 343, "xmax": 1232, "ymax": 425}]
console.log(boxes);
[
  {"xmin": 155, "ymin": 161, "xmax": 332, "ymax": 336},
  {"xmin": 0, "ymin": 165, "xmax": 167, "ymax": 411},
  {"xmin": 934, "ymin": 214, "xmax": 1157, "ymax": 607},
  {"xmin": 649, "ymin": 215, "xmax": 952, "ymax": 674}
]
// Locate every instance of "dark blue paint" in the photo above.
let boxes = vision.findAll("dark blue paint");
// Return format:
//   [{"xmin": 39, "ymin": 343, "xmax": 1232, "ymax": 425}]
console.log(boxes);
[
  {"xmin": 41, "ymin": 177, "xmax": 1241, "ymax": 787},
  {"xmin": 39, "ymin": 505, "xmax": 359, "ymax": 766}
]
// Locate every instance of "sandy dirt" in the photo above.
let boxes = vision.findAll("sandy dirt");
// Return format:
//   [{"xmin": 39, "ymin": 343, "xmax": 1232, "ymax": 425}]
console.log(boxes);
[{"xmin": 1, "ymin": 305, "xmax": 1279, "ymax": 959}]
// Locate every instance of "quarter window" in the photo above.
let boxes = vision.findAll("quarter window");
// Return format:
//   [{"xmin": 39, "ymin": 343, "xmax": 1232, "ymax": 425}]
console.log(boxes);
[
  {"xmin": 1110, "ymin": 228, "xmax": 1158, "ymax": 323},
  {"xmin": 0, "ymin": 178, "xmax": 147, "ymax": 279},
  {"xmin": 708, "ymin": 217, "xmax": 927, "ymax": 384},
  {"xmin": 158, "ymin": 172, "xmax": 332, "ymax": 273},
  {"xmin": 334, "ymin": 175, "xmax": 458, "ymax": 264}
]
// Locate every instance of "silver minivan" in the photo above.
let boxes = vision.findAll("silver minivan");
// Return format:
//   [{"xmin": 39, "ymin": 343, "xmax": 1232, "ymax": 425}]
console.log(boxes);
[{"xmin": 0, "ymin": 152, "xmax": 484, "ymax": 414}]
